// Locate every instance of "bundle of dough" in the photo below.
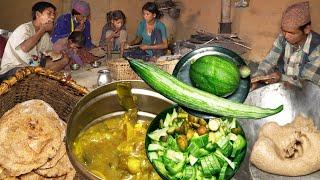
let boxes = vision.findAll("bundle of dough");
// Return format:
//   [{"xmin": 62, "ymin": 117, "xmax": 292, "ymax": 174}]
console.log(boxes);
[
  {"xmin": 0, "ymin": 100, "xmax": 75, "ymax": 179},
  {"xmin": 250, "ymin": 115, "xmax": 320, "ymax": 176}
]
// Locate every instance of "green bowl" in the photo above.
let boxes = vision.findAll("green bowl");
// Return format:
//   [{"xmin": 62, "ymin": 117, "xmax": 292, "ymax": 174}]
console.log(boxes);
[
  {"xmin": 173, "ymin": 45, "xmax": 250, "ymax": 119},
  {"xmin": 145, "ymin": 105, "xmax": 248, "ymax": 180}
]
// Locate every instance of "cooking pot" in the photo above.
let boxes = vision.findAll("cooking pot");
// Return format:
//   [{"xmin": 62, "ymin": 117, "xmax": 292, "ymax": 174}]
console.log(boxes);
[{"xmin": 66, "ymin": 80, "xmax": 174, "ymax": 179}]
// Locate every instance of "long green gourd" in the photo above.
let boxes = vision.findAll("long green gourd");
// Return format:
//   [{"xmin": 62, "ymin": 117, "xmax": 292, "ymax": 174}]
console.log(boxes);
[{"xmin": 128, "ymin": 59, "xmax": 283, "ymax": 119}]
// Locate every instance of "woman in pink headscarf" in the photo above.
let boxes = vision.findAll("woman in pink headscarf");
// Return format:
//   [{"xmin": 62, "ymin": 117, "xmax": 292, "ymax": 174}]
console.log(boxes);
[
  {"xmin": 51, "ymin": 0, "xmax": 97, "ymax": 63},
  {"xmin": 51, "ymin": 0, "xmax": 93, "ymax": 49}
]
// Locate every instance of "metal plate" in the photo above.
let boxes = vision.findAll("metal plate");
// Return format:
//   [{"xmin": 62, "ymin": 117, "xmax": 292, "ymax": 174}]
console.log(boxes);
[{"xmin": 172, "ymin": 45, "xmax": 250, "ymax": 119}]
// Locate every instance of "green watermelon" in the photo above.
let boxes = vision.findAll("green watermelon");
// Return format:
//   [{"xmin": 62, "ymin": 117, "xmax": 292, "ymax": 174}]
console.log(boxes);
[{"xmin": 189, "ymin": 55, "xmax": 240, "ymax": 97}]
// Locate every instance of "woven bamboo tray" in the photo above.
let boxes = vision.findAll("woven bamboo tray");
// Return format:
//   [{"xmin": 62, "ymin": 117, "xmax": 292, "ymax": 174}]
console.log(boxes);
[
  {"xmin": 106, "ymin": 58, "xmax": 179, "ymax": 80},
  {"xmin": 156, "ymin": 59, "xmax": 179, "ymax": 74},
  {"xmin": 105, "ymin": 58, "xmax": 140, "ymax": 80},
  {"xmin": 0, "ymin": 66, "xmax": 89, "ymax": 122}
]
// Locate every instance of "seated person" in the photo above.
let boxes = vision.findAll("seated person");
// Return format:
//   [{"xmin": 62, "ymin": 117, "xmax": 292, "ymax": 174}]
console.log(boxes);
[
  {"xmin": 51, "ymin": 0, "xmax": 94, "ymax": 49},
  {"xmin": 251, "ymin": 2, "xmax": 320, "ymax": 89},
  {"xmin": 99, "ymin": 10, "xmax": 127, "ymax": 58},
  {"xmin": 125, "ymin": 2, "xmax": 168, "ymax": 61},
  {"xmin": 0, "ymin": 1, "xmax": 70, "ymax": 81},
  {"xmin": 53, "ymin": 31, "xmax": 85, "ymax": 65}
]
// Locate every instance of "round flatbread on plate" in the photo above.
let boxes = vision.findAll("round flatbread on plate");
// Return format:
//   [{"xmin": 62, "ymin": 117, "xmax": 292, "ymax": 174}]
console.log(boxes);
[
  {"xmin": 19, "ymin": 171, "xmax": 66, "ymax": 180},
  {"xmin": 35, "ymin": 154, "xmax": 75, "ymax": 178},
  {"xmin": 0, "ymin": 100, "xmax": 64, "ymax": 176}
]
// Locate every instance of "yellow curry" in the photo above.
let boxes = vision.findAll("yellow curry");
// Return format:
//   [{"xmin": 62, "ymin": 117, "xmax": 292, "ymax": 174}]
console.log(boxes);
[
  {"xmin": 73, "ymin": 113, "xmax": 161, "ymax": 180},
  {"xmin": 73, "ymin": 82, "xmax": 161, "ymax": 179}
]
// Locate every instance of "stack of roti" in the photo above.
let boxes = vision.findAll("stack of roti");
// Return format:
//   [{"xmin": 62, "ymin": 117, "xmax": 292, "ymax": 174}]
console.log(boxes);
[{"xmin": 0, "ymin": 100, "xmax": 75, "ymax": 179}]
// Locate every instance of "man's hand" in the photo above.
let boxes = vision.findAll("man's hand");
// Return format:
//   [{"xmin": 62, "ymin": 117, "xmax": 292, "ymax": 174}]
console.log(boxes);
[
  {"xmin": 40, "ymin": 21, "xmax": 54, "ymax": 33},
  {"xmin": 250, "ymin": 72, "xmax": 281, "ymax": 91},
  {"xmin": 251, "ymin": 72, "xmax": 281, "ymax": 84}
]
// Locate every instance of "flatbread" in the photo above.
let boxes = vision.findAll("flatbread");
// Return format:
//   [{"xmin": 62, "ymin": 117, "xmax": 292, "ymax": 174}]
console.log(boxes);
[
  {"xmin": 39, "ymin": 121, "xmax": 67, "ymax": 170},
  {"xmin": 0, "ymin": 166, "xmax": 10, "ymax": 179},
  {"xmin": 44, "ymin": 51, "xmax": 63, "ymax": 61},
  {"xmin": 19, "ymin": 171, "xmax": 66, "ymax": 180},
  {"xmin": 38, "ymin": 121, "xmax": 66, "ymax": 170},
  {"xmin": 0, "ymin": 100, "xmax": 62, "ymax": 124},
  {"xmin": 0, "ymin": 100, "xmax": 64, "ymax": 176},
  {"xmin": 38, "ymin": 141, "xmax": 66, "ymax": 170},
  {"xmin": 64, "ymin": 169, "xmax": 76, "ymax": 180},
  {"xmin": 35, "ymin": 154, "xmax": 75, "ymax": 178},
  {"xmin": 89, "ymin": 47, "xmax": 106, "ymax": 57}
]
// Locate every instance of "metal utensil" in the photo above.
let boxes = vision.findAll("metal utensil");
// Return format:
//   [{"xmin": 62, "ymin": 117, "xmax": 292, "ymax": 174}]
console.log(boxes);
[
  {"xmin": 70, "ymin": 63, "xmax": 80, "ymax": 70},
  {"xmin": 97, "ymin": 69, "xmax": 112, "ymax": 86},
  {"xmin": 90, "ymin": 60, "xmax": 101, "ymax": 68},
  {"xmin": 66, "ymin": 80, "xmax": 174, "ymax": 179}
]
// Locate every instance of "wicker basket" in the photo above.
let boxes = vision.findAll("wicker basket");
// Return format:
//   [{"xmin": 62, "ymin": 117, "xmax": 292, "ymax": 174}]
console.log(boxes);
[
  {"xmin": 0, "ymin": 67, "xmax": 89, "ymax": 122},
  {"xmin": 156, "ymin": 59, "xmax": 179, "ymax": 74},
  {"xmin": 106, "ymin": 59, "xmax": 140, "ymax": 80},
  {"xmin": 105, "ymin": 58, "xmax": 179, "ymax": 81}
]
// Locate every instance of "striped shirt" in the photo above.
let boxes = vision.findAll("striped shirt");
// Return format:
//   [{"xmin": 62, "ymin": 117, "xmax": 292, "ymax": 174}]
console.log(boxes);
[{"xmin": 254, "ymin": 32, "xmax": 320, "ymax": 86}]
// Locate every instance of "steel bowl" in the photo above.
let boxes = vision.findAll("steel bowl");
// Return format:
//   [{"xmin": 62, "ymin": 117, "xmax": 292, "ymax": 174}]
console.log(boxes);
[
  {"xmin": 66, "ymin": 80, "xmax": 175, "ymax": 179},
  {"xmin": 70, "ymin": 63, "xmax": 81, "ymax": 70},
  {"xmin": 234, "ymin": 82, "xmax": 320, "ymax": 180},
  {"xmin": 90, "ymin": 61, "xmax": 101, "ymax": 68}
]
